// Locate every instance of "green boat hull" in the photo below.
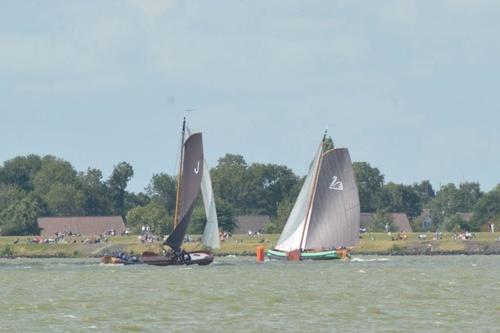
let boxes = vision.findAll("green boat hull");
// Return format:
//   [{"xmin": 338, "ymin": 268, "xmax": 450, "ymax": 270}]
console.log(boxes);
[{"xmin": 266, "ymin": 248, "xmax": 345, "ymax": 260}]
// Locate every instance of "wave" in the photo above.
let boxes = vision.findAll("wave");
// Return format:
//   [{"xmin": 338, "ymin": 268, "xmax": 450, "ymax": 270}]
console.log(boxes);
[{"xmin": 351, "ymin": 257, "xmax": 390, "ymax": 263}]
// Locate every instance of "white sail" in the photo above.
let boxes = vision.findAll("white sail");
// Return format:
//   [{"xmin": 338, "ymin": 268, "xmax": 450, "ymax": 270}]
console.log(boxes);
[
  {"xmin": 201, "ymin": 159, "xmax": 220, "ymax": 249},
  {"xmin": 185, "ymin": 126, "xmax": 220, "ymax": 249},
  {"xmin": 275, "ymin": 145, "xmax": 322, "ymax": 251}
]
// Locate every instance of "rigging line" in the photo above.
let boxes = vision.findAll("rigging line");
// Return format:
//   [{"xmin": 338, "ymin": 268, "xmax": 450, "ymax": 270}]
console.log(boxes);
[
  {"xmin": 171, "ymin": 119, "xmax": 183, "ymax": 175},
  {"xmin": 171, "ymin": 110, "xmax": 194, "ymax": 176}
]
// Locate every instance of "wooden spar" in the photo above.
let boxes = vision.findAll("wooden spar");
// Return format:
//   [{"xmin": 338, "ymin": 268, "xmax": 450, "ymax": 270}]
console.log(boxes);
[
  {"xmin": 298, "ymin": 131, "xmax": 327, "ymax": 251},
  {"xmin": 173, "ymin": 117, "xmax": 186, "ymax": 229}
]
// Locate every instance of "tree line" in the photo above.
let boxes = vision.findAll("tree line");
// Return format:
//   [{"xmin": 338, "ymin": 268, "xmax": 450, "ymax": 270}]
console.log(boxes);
[{"xmin": 0, "ymin": 152, "xmax": 498, "ymax": 236}]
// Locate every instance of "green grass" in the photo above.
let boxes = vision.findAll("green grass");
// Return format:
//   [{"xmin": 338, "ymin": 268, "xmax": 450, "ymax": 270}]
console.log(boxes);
[
  {"xmin": 355, "ymin": 232, "xmax": 499, "ymax": 254},
  {"xmin": 0, "ymin": 232, "xmax": 498, "ymax": 257}
]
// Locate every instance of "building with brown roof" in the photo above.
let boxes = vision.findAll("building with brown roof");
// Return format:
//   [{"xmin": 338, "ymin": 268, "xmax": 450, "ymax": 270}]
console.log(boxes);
[
  {"xmin": 233, "ymin": 215, "xmax": 271, "ymax": 234},
  {"xmin": 360, "ymin": 212, "xmax": 413, "ymax": 232},
  {"xmin": 418, "ymin": 209, "xmax": 433, "ymax": 230},
  {"xmin": 37, "ymin": 216, "xmax": 126, "ymax": 237},
  {"xmin": 415, "ymin": 210, "xmax": 474, "ymax": 231}
]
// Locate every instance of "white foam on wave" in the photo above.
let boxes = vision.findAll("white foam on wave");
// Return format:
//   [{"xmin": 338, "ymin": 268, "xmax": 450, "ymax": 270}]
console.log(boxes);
[
  {"xmin": 63, "ymin": 314, "xmax": 76, "ymax": 319},
  {"xmin": 99, "ymin": 263, "xmax": 125, "ymax": 267},
  {"xmin": 351, "ymin": 257, "xmax": 390, "ymax": 263}
]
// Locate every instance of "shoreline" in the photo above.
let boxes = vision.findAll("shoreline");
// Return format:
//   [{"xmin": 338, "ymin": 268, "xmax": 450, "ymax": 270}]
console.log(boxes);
[
  {"xmin": 2, "ymin": 250, "xmax": 500, "ymax": 259},
  {"xmin": 1, "ymin": 233, "xmax": 499, "ymax": 258}
]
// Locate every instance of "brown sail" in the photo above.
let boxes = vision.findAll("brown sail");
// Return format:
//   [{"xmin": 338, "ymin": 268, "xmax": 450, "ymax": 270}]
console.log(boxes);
[{"xmin": 166, "ymin": 133, "xmax": 204, "ymax": 251}]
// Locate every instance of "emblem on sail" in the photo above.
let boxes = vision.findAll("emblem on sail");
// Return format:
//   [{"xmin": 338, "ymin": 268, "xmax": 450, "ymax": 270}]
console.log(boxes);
[
  {"xmin": 194, "ymin": 161, "xmax": 200, "ymax": 174},
  {"xmin": 329, "ymin": 176, "xmax": 343, "ymax": 191}
]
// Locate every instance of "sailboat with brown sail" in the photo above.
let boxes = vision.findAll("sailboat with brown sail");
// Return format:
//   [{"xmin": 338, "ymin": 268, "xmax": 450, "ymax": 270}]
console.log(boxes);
[
  {"xmin": 141, "ymin": 118, "xmax": 214, "ymax": 266},
  {"xmin": 266, "ymin": 131, "xmax": 360, "ymax": 260}
]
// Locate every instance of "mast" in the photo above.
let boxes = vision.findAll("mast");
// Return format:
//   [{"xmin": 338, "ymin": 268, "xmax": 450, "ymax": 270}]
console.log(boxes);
[
  {"xmin": 173, "ymin": 117, "xmax": 186, "ymax": 229},
  {"xmin": 298, "ymin": 130, "xmax": 327, "ymax": 251}
]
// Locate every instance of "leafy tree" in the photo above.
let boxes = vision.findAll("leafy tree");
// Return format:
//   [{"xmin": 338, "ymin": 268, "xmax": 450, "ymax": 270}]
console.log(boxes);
[
  {"xmin": 44, "ymin": 183, "xmax": 86, "ymax": 216},
  {"xmin": 353, "ymin": 162, "xmax": 385, "ymax": 212},
  {"xmin": 29, "ymin": 156, "xmax": 85, "ymax": 216},
  {"xmin": 378, "ymin": 182, "xmax": 422, "ymax": 219},
  {"xmin": 0, "ymin": 155, "xmax": 42, "ymax": 191},
  {"xmin": 189, "ymin": 170, "xmax": 241, "ymax": 233},
  {"xmin": 429, "ymin": 183, "xmax": 483, "ymax": 230},
  {"xmin": 78, "ymin": 168, "xmax": 112, "ymax": 216},
  {"xmin": 471, "ymin": 185, "xmax": 500, "ymax": 231},
  {"xmin": 446, "ymin": 214, "xmax": 469, "ymax": 232},
  {"xmin": 266, "ymin": 177, "xmax": 304, "ymax": 233},
  {"xmin": 266, "ymin": 196, "xmax": 295, "ymax": 233},
  {"xmin": 211, "ymin": 154, "xmax": 248, "ymax": 213},
  {"xmin": 412, "ymin": 180, "xmax": 435, "ymax": 206},
  {"xmin": 244, "ymin": 163, "xmax": 299, "ymax": 217},
  {"xmin": 188, "ymin": 197, "xmax": 236, "ymax": 234},
  {"xmin": 455, "ymin": 182, "xmax": 482, "ymax": 212},
  {"xmin": 2, "ymin": 150, "xmax": 497, "ymax": 237},
  {"xmin": 214, "ymin": 198, "xmax": 236, "ymax": 232},
  {"xmin": 33, "ymin": 156, "xmax": 78, "ymax": 197},
  {"xmin": 0, "ymin": 185, "xmax": 27, "ymax": 211},
  {"xmin": 146, "ymin": 173, "xmax": 177, "ymax": 214},
  {"xmin": 188, "ymin": 205, "xmax": 206, "ymax": 234},
  {"xmin": 429, "ymin": 183, "xmax": 459, "ymax": 229},
  {"xmin": 212, "ymin": 154, "xmax": 299, "ymax": 218},
  {"xmin": 0, "ymin": 196, "xmax": 42, "ymax": 235},
  {"xmin": 125, "ymin": 192, "xmax": 151, "ymax": 213},
  {"xmin": 126, "ymin": 201, "xmax": 170, "ymax": 235},
  {"xmin": 107, "ymin": 162, "xmax": 134, "ymax": 218}
]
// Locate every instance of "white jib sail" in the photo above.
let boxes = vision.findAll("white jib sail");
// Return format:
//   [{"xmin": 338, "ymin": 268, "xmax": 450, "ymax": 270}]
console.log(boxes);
[
  {"xmin": 201, "ymin": 159, "xmax": 220, "ymax": 249},
  {"xmin": 275, "ymin": 145, "xmax": 322, "ymax": 252}
]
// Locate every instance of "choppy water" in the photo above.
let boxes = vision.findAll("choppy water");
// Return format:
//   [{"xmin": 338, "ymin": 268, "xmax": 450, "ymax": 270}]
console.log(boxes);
[{"xmin": 1, "ymin": 256, "xmax": 499, "ymax": 332}]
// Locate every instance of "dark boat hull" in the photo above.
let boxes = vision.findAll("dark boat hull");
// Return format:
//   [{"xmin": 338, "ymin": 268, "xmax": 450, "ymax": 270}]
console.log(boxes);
[{"xmin": 141, "ymin": 251, "xmax": 214, "ymax": 266}]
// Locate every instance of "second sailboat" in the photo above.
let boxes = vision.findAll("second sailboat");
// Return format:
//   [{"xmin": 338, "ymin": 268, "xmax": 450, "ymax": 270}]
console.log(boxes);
[{"xmin": 142, "ymin": 118, "xmax": 216, "ymax": 266}]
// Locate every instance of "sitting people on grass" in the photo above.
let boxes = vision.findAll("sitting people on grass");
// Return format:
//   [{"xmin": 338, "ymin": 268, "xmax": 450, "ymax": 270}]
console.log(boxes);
[{"xmin": 392, "ymin": 232, "xmax": 408, "ymax": 241}]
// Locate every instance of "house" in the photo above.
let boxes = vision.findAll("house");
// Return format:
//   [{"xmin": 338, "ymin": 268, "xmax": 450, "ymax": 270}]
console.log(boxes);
[
  {"xmin": 419, "ymin": 209, "xmax": 433, "ymax": 230},
  {"xmin": 37, "ymin": 216, "xmax": 126, "ymax": 237},
  {"xmin": 233, "ymin": 215, "xmax": 271, "ymax": 234},
  {"xmin": 360, "ymin": 212, "xmax": 413, "ymax": 232},
  {"xmin": 416, "ymin": 210, "xmax": 474, "ymax": 231}
]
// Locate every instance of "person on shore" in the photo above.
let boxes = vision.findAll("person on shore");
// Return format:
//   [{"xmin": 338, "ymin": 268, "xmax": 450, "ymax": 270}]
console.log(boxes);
[{"xmin": 434, "ymin": 228, "xmax": 442, "ymax": 240}]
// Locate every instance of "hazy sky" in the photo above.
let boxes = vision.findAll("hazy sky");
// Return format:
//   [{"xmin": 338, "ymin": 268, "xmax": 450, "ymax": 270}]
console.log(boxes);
[{"xmin": 1, "ymin": 0, "xmax": 499, "ymax": 193}]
